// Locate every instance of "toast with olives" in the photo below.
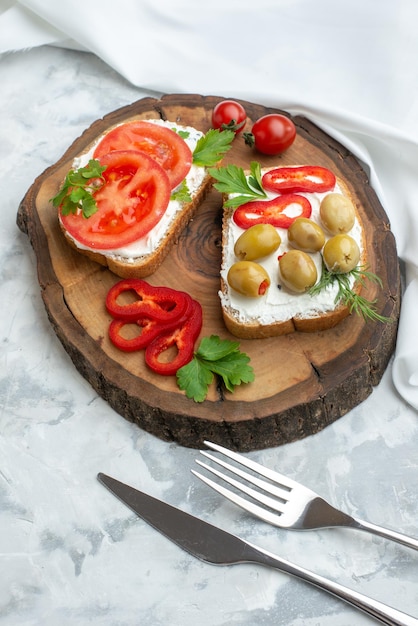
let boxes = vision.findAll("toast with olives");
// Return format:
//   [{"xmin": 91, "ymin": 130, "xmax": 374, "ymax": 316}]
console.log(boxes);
[
  {"xmin": 55, "ymin": 119, "xmax": 233, "ymax": 279},
  {"xmin": 216, "ymin": 164, "xmax": 367, "ymax": 339}
]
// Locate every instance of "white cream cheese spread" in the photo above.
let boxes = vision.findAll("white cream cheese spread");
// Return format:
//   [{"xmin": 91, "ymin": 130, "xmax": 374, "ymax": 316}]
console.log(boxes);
[
  {"xmin": 219, "ymin": 175, "xmax": 363, "ymax": 323},
  {"xmin": 62, "ymin": 119, "xmax": 206, "ymax": 261}
]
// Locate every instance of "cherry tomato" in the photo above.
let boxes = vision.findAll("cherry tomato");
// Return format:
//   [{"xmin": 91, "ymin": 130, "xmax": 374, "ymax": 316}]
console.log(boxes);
[
  {"xmin": 60, "ymin": 150, "xmax": 171, "ymax": 249},
  {"xmin": 244, "ymin": 114, "xmax": 296, "ymax": 155},
  {"xmin": 93, "ymin": 120, "xmax": 192, "ymax": 189},
  {"xmin": 212, "ymin": 100, "xmax": 247, "ymax": 134}
]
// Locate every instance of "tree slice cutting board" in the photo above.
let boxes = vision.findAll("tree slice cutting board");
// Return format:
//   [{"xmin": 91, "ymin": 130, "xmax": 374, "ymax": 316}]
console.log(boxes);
[{"xmin": 17, "ymin": 94, "xmax": 400, "ymax": 451}]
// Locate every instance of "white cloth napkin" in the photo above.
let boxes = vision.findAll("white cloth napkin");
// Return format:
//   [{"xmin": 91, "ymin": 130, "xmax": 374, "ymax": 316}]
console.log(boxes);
[{"xmin": 2, "ymin": 0, "xmax": 418, "ymax": 410}]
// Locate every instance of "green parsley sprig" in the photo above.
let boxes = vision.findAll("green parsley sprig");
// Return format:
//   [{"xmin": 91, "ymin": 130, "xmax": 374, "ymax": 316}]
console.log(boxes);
[
  {"xmin": 177, "ymin": 129, "xmax": 190, "ymax": 140},
  {"xmin": 176, "ymin": 335, "xmax": 254, "ymax": 402},
  {"xmin": 208, "ymin": 161, "xmax": 268, "ymax": 208},
  {"xmin": 52, "ymin": 159, "xmax": 107, "ymax": 218},
  {"xmin": 309, "ymin": 263, "xmax": 392, "ymax": 323},
  {"xmin": 192, "ymin": 128, "xmax": 235, "ymax": 167},
  {"xmin": 170, "ymin": 179, "xmax": 192, "ymax": 204}
]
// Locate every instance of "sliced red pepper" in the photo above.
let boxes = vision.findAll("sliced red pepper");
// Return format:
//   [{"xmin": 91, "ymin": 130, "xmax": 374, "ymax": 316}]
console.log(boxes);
[
  {"xmin": 233, "ymin": 194, "xmax": 312, "ymax": 230},
  {"xmin": 106, "ymin": 278, "xmax": 189, "ymax": 323},
  {"xmin": 109, "ymin": 317, "xmax": 167, "ymax": 352},
  {"xmin": 145, "ymin": 300, "xmax": 203, "ymax": 376},
  {"xmin": 262, "ymin": 165, "xmax": 336, "ymax": 194},
  {"xmin": 108, "ymin": 293, "xmax": 194, "ymax": 352}
]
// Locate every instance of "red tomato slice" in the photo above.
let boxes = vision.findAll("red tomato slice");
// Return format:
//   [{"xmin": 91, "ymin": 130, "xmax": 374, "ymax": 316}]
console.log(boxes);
[
  {"xmin": 60, "ymin": 150, "xmax": 171, "ymax": 250},
  {"xmin": 233, "ymin": 195, "xmax": 312, "ymax": 230},
  {"xmin": 93, "ymin": 121, "xmax": 192, "ymax": 189},
  {"xmin": 262, "ymin": 165, "xmax": 336, "ymax": 194}
]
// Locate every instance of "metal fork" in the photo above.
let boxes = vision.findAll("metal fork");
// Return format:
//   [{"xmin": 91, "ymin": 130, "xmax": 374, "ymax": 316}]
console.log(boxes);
[{"xmin": 192, "ymin": 441, "xmax": 418, "ymax": 551}]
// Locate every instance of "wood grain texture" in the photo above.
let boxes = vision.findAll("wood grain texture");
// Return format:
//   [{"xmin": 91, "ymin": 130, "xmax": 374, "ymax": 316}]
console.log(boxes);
[{"xmin": 17, "ymin": 94, "xmax": 400, "ymax": 451}]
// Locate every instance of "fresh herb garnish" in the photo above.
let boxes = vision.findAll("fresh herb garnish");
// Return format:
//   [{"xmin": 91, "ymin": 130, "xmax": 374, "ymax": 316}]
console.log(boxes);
[
  {"xmin": 171, "ymin": 179, "xmax": 192, "ymax": 204},
  {"xmin": 309, "ymin": 263, "xmax": 392, "ymax": 323},
  {"xmin": 176, "ymin": 334, "xmax": 254, "ymax": 402},
  {"xmin": 52, "ymin": 159, "xmax": 107, "ymax": 218},
  {"xmin": 192, "ymin": 128, "xmax": 235, "ymax": 167},
  {"xmin": 209, "ymin": 161, "xmax": 268, "ymax": 208}
]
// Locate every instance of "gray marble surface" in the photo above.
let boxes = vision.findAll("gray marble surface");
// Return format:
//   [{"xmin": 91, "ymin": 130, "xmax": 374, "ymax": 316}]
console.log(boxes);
[{"xmin": 0, "ymin": 46, "xmax": 417, "ymax": 625}]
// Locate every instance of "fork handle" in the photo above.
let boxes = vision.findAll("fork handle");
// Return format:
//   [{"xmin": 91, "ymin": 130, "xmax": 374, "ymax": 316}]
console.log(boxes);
[
  {"xmin": 352, "ymin": 518, "xmax": 418, "ymax": 551},
  {"xmin": 246, "ymin": 541, "xmax": 418, "ymax": 626}
]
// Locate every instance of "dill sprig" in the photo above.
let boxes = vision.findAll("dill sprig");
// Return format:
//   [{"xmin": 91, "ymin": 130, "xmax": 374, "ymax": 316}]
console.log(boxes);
[{"xmin": 309, "ymin": 263, "xmax": 392, "ymax": 323}]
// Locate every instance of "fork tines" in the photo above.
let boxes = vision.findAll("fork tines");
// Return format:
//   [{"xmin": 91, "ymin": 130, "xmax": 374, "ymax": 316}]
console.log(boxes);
[{"xmin": 192, "ymin": 440, "xmax": 293, "ymax": 524}]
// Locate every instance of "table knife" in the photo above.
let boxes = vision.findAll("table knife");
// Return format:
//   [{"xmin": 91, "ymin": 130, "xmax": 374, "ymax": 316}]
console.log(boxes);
[{"xmin": 97, "ymin": 473, "xmax": 417, "ymax": 626}]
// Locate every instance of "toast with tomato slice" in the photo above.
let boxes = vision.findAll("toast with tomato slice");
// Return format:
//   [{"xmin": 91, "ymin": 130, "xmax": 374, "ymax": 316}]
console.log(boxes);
[
  {"xmin": 55, "ymin": 119, "xmax": 234, "ymax": 278},
  {"xmin": 213, "ymin": 163, "xmax": 369, "ymax": 338}
]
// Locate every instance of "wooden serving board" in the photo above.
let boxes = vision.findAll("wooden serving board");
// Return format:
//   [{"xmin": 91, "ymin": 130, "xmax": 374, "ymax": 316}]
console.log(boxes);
[{"xmin": 17, "ymin": 94, "xmax": 400, "ymax": 451}]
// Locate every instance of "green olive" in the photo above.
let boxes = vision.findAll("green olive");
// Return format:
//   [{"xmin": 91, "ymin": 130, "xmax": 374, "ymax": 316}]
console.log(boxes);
[
  {"xmin": 227, "ymin": 261, "xmax": 271, "ymax": 297},
  {"xmin": 279, "ymin": 250, "xmax": 317, "ymax": 293},
  {"xmin": 287, "ymin": 218, "xmax": 325, "ymax": 252},
  {"xmin": 234, "ymin": 224, "xmax": 281, "ymax": 261},
  {"xmin": 323, "ymin": 234, "xmax": 360, "ymax": 273},
  {"xmin": 320, "ymin": 193, "xmax": 356, "ymax": 234}
]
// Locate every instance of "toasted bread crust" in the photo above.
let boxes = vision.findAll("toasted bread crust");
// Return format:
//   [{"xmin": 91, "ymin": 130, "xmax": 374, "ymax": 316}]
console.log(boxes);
[
  {"xmin": 60, "ymin": 172, "xmax": 213, "ymax": 279},
  {"xmin": 221, "ymin": 295, "xmax": 353, "ymax": 338},
  {"xmin": 220, "ymin": 172, "xmax": 366, "ymax": 338}
]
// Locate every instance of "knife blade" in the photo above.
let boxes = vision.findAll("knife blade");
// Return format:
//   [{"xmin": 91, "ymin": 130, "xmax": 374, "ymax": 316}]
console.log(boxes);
[{"xmin": 97, "ymin": 473, "xmax": 417, "ymax": 626}]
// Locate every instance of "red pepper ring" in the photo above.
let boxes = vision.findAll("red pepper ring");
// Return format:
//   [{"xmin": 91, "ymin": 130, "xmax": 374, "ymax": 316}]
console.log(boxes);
[
  {"xmin": 106, "ymin": 278, "xmax": 190, "ymax": 323},
  {"xmin": 108, "ymin": 317, "xmax": 166, "ymax": 352},
  {"xmin": 233, "ymin": 194, "xmax": 312, "ymax": 230},
  {"xmin": 145, "ymin": 299, "xmax": 203, "ymax": 376},
  {"xmin": 262, "ymin": 165, "xmax": 336, "ymax": 194},
  {"xmin": 108, "ymin": 293, "xmax": 195, "ymax": 353}
]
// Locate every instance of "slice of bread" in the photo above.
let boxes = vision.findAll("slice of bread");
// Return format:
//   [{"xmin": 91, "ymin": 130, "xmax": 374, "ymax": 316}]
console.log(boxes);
[
  {"xmin": 57, "ymin": 120, "xmax": 218, "ymax": 278},
  {"xmin": 60, "ymin": 171, "xmax": 212, "ymax": 279},
  {"xmin": 219, "ymin": 166, "xmax": 366, "ymax": 338}
]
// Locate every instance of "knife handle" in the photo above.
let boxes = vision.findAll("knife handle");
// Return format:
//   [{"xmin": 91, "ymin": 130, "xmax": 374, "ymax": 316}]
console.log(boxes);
[{"xmin": 245, "ymin": 541, "xmax": 417, "ymax": 626}]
